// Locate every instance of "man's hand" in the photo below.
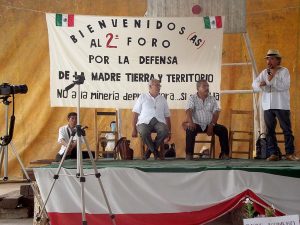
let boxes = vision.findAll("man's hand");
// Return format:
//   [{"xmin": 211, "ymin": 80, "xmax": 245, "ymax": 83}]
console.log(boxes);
[
  {"xmin": 259, "ymin": 81, "xmax": 267, "ymax": 87},
  {"xmin": 267, "ymin": 73, "xmax": 274, "ymax": 81},
  {"xmin": 206, "ymin": 124, "xmax": 214, "ymax": 136},
  {"xmin": 132, "ymin": 128, "xmax": 138, "ymax": 138},
  {"xmin": 67, "ymin": 141, "xmax": 77, "ymax": 154},
  {"xmin": 186, "ymin": 122, "xmax": 196, "ymax": 131},
  {"xmin": 166, "ymin": 133, "xmax": 171, "ymax": 142}
]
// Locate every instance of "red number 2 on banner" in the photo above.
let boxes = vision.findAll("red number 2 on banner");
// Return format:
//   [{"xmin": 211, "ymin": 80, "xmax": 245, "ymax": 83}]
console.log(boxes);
[{"xmin": 106, "ymin": 33, "xmax": 118, "ymax": 48}]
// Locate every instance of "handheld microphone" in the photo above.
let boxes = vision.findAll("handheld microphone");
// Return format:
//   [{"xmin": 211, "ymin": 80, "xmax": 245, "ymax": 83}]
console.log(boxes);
[{"xmin": 267, "ymin": 68, "xmax": 271, "ymax": 75}]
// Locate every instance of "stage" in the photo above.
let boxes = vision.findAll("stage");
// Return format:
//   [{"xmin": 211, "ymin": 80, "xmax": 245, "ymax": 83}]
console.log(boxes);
[{"xmin": 33, "ymin": 159, "xmax": 300, "ymax": 225}]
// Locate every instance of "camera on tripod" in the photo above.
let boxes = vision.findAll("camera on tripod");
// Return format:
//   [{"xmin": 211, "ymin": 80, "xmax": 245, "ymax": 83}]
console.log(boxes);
[
  {"xmin": 74, "ymin": 74, "xmax": 85, "ymax": 84},
  {"xmin": 0, "ymin": 83, "xmax": 28, "ymax": 95},
  {"xmin": 0, "ymin": 83, "xmax": 28, "ymax": 146}
]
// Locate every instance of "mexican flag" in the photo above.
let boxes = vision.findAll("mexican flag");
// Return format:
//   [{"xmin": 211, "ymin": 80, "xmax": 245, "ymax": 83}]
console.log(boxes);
[
  {"xmin": 204, "ymin": 16, "xmax": 222, "ymax": 29},
  {"xmin": 56, "ymin": 14, "xmax": 74, "ymax": 27}
]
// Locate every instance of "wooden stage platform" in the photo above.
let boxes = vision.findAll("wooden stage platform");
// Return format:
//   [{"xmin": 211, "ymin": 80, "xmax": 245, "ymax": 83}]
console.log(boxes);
[{"xmin": 32, "ymin": 158, "xmax": 300, "ymax": 225}]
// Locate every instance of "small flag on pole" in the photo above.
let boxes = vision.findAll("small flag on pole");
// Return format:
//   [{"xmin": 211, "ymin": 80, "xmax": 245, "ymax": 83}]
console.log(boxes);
[
  {"xmin": 203, "ymin": 16, "xmax": 222, "ymax": 29},
  {"xmin": 56, "ymin": 14, "xmax": 74, "ymax": 27}
]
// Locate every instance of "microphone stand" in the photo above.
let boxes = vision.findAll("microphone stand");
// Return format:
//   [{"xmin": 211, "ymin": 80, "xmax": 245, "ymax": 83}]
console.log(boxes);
[{"xmin": 36, "ymin": 75, "xmax": 116, "ymax": 225}]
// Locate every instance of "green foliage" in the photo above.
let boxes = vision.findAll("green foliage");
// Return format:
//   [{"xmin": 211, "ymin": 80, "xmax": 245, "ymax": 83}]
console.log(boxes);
[
  {"xmin": 243, "ymin": 198, "xmax": 256, "ymax": 218},
  {"xmin": 265, "ymin": 205, "xmax": 276, "ymax": 217},
  {"xmin": 243, "ymin": 198, "xmax": 276, "ymax": 218}
]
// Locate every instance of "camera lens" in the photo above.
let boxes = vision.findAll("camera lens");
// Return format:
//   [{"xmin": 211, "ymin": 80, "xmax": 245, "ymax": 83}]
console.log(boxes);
[{"xmin": 13, "ymin": 85, "xmax": 28, "ymax": 94}]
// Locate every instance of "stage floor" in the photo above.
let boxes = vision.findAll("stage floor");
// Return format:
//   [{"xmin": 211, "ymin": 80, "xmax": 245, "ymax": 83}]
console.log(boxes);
[{"xmin": 41, "ymin": 158, "xmax": 300, "ymax": 178}]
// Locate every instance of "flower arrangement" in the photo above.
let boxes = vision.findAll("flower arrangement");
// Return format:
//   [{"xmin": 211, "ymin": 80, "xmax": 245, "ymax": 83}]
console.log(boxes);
[{"xmin": 243, "ymin": 197, "xmax": 276, "ymax": 218}]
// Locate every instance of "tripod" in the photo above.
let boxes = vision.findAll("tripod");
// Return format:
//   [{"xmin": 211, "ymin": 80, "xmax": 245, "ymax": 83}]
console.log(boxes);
[
  {"xmin": 0, "ymin": 95, "xmax": 48, "ymax": 218},
  {"xmin": 36, "ymin": 76, "xmax": 116, "ymax": 225}
]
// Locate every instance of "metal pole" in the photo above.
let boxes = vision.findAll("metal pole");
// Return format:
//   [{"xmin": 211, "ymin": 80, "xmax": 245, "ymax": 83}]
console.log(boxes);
[{"xmin": 3, "ymin": 104, "xmax": 9, "ymax": 180}]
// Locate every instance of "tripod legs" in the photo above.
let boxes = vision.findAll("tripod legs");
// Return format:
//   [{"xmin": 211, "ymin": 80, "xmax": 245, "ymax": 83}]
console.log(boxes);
[
  {"xmin": 0, "ymin": 145, "xmax": 8, "ymax": 180},
  {"xmin": 36, "ymin": 133, "xmax": 76, "ymax": 221},
  {"xmin": 36, "ymin": 126, "xmax": 116, "ymax": 225},
  {"xmin": 82, "ymin": 136, "xmax": 116, "ymax": 225},
  {"xmin": 0, "ymin": 141, "xmax": 48, "ymax": 219}
]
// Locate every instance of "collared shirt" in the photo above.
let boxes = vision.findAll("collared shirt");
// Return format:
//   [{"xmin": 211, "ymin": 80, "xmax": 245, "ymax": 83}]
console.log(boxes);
[
  {"xmin": 132, "ymin": 93, "xmax": 170, "ymax": 125},
  {"xmin": 185, "ymin": 94, "xmax": 220, "ymax": 131},
  {"xmin": 252, "ymin": 67, "xmax": 290, "ymax": 110},
  {"xmin": 57, "ymin": 125, "xmax": 78, "ymax": 155}
]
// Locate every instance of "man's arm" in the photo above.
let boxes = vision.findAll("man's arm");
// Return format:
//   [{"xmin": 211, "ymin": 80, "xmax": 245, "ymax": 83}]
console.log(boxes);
[
  {"xmin": 184, "ymin": 109, "xmax": 196, "ymax": 131},
  {"xmin": 252, "ymin": 71, "xmax": 266, "ymax": 90},
  {"xmin": 131, "ymin": 112, "xmax": 139, "ymax": 137},
  {"xmin": 58, "ymin": 127, "xmax": 76, "ymax": 155},
  {"xmin": 211, "ymin": 110, "xmax": 219, "ymax": 125},
  {"xmin": 267, "ymin": 68, "xmax": 290, "ymax": 91},
  {"xmin": 165, "ymin": 116, "xmax": 171, "ymax": 140},
  {"xmin": 165, "ymin": 117, "xmax": 171, "ymax": 131},
  {"xmin": 207, "ymin": 110, "xmax": 220, "ymax": 136}
]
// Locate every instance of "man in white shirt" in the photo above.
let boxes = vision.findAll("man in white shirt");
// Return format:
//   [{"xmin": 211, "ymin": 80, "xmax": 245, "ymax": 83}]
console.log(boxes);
[
  {"xmin": 55, "ymin": 112, "xmax": 92, "ymax": 161},
  {"xmin": 55, "ymin": 112, "xmax": 78, "ymax": 161},
  {"xmin": 132, "ymin": 79, "xmax": 171, "ymax": 160},
  {"xmin": 252, "ymin": 49, "xmax": 298, "ymax": 161},
  {"xmin": 183, "ymin": 80, "xmax": 229, "ymax": 160}
]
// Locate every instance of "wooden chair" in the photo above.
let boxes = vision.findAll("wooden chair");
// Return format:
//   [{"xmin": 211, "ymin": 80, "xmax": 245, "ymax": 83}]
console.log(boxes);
[
  {"xmin": 182, "ymin": 122, "xmax": 215, "ymax": 158},
  {"xmin": 94, "ymin": 110, "xmax": 118, "ymax": 160},
  {"xmin": 193, "ymin": 133, "xmax": 215, "ymax": 158},
  {"xmin": 229, "ymin": 109, "xmax": 254, "ymax": 159}
]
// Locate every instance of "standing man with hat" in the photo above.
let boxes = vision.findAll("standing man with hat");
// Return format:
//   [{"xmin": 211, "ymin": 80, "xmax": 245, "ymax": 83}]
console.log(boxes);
[{"xmin": 252, "ymin": 49, "xmax": 298, "ymax": 161}]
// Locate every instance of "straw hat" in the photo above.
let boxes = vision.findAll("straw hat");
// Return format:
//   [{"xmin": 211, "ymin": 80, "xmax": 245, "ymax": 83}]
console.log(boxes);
[{"xmin": 264, "ymin": 49, "xmax": 282, "ymax": 59}]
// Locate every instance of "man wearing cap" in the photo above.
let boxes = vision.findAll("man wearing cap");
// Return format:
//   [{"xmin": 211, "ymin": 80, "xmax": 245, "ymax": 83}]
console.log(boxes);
[{"xmin": 252, "ymin": 49, "xmax": 298, "ymax": 161}]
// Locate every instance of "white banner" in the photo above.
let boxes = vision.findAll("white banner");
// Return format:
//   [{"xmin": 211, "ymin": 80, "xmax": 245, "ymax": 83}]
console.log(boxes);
[
  {"xmin": 244, "ymin": 215, "xmax": 300, "ymax": 225},
  {"xmin": 46, "ymin": 14, "xmax": 224, "ymax": 109}
]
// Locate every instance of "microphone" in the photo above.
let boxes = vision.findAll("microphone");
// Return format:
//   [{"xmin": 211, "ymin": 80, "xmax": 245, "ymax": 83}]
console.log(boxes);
[{"xmin": 267, "ymin": 68, "xmax": 272, "ymax": 75}]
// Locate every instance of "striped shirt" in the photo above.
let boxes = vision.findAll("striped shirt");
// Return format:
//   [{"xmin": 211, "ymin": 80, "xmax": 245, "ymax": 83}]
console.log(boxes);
[{"xmin": 185, "ymin": 94, "xmax": 220, "ymax": 131}]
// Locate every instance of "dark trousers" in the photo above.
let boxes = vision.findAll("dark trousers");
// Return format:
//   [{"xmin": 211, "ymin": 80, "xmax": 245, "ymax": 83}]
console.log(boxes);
[
  {"xmin": 185, "ymin": 124, "xmax": 229, "ymax": 156},
  {"xmin": 55, "ymin": 148, "xmax": 95, "ymax": 162},
  {"xmin": 264, "ymin": 109, "xmax": 295, "ymax": 155}
]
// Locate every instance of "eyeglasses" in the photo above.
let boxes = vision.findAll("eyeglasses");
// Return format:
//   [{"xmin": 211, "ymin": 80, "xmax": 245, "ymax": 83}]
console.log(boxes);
[{"xmin": 151, "ymin": 84, "xmax": 161, "ymax": 87}]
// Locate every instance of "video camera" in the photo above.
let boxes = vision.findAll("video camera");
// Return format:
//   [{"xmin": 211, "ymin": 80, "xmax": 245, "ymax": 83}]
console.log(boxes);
[{"xmin": 0, "ymin": 83, "xmax": 28, "ymax": 95}]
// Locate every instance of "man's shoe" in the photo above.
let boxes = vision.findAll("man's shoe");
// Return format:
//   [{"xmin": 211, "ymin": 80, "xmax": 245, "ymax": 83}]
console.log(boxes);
[
  {"xmin": 286, "ymin": 154, "xmax": 300, "ymax": 161},
  {"xmin": 266, "ymin": 154, "xmax": 279, "ymax": 161},
  {"xmin": 143, "ymin": 149, "xmax": 151, "ymax": 160},
  {"xmin": 221, "ymin": 154, "xmax": 230, "ymax": 160},
  {"xmin": 153, "ymin": 150, "xmax": 160, "ymax": 160},
  {"xmin": 185, "ymin": 154, "xmax": 193, "ymax": 160},
  {"xmin": 219, "ymin": 153, "xmax": 230, "ymax": 160}
]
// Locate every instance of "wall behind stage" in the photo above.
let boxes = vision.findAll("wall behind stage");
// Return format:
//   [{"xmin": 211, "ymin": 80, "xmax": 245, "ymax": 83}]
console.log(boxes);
[{"xmin": 0, "ymin": 0, "xmax": 299, "ymax": 177}]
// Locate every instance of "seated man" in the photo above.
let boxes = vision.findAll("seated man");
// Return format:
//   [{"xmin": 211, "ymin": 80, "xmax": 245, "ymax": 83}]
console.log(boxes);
[
  {"xmin": 184, "ymin": 80, "xmax": 230, "ymax": 160},
  {"xmin": 55, "ymin": 112, "xmax": 92, "ymax": 161},
  {"xmin": 131, "ymin": 79, "xmax": 171, "ymax": 160}
]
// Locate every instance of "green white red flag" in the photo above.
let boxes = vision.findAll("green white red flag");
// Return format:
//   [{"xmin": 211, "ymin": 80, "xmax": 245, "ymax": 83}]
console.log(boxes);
[
  {"xmin": 56, "ymin": 14, "xmax": 74, "ymax": 27},
  {"xmin": 204, "ymin": 16, "xmax": 222, "ymax": 29}
]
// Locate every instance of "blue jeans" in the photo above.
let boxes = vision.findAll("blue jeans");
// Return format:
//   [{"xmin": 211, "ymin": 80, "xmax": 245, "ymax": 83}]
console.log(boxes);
[
  {"xmin": 137, "ymin": 117, "xmax": 169, "ymax": 152},
  {"xmin": 264, "ymin": 109, "xmax": 295, "ymax": 155}
]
